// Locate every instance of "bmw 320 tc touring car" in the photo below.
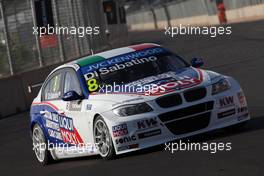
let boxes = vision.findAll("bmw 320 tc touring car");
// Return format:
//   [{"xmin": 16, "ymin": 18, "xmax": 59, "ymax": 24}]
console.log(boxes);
[{"xmin": 30, "ymin": 43, "xmax": 250, "ymax": 165}]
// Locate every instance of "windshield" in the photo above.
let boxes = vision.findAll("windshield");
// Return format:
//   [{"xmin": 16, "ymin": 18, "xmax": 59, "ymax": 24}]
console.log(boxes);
[{"xmin": 84, "ymin": 52, "xmax": 188, "ymax": 86}]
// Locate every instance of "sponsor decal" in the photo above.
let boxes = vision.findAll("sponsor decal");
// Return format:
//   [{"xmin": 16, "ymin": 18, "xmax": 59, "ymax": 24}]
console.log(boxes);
[
  {"xmin": 46, "ymin": 119, "xmax": 60, "ymax": 130},
  {"xmin": 237, "ymin": 107, "xmax": 248, "ymax": 114},
  {"xmin": 238, "ymin": 113, "xmax": 249, "ymax": 121},
  {"xmin": 115, "ymin": 135, "xmax": 137, "ymax": 145},
  {"xmin": 217, "ymin": 109, "xmax": 236, "ymax": 119},
  {"xmin": 67, "ymin": 101, "xmax": 82, "ymax": 111},
  {"xmin": 84, "ymin": 56, "xmax": 158, "ymax": 81},
  {"xmin": 138, "ymin": 129, "xmax": 161, "ymax": 139},
  {"xmin": 47, "ymin": 128, "xmax": 62, "ymax": 140},
  {"xmin": 237, "ymin": 92, "xmax": 246, "ymax": 107},
  {"xmin": 59, "ymin": 116, "xmax": 74, "ymax": 131},
  {"xmin": 136, "ymin": 117, "xmax": 158, "ymax": 131},
  {"xmin": 218, "ymin": 96, "xmax": 234, "ymax": 109},
  {"xmin": 157, "ymin": 77, "xmax": 201, "ymax": 92},
  {"xmin": 42, "ymin": 109, "xmax": 83, "ymax": 145},
  {"xmin": 117, "ymin": 143, "xmax": 139, "ymax": 152},
  {"xmin": 43, "ymin": 111, "xmax": 63, "ymax": 140},
  {"xmin": 86, "ymin": 104, "xmax": 92, "ymax": 110},
  {"xmin": 58, "ymin": 116, "xmax": 83, "ymax": 144},
  {"xmin": 45, "ymin": 92, "xmax": 61, "ymax": 100},
  {"xmin": 82, "ymin": 47, "xmax": 166, "ymax": 73},
  {"xmin": 112, "ymin": 124, "xmax": 128, "ymax": 137}
]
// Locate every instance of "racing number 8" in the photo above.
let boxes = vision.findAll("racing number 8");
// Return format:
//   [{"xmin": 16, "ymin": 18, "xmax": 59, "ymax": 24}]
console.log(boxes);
[{"xmin": 87, "ymin": 79, "xmax": 99, "ymax": 92}]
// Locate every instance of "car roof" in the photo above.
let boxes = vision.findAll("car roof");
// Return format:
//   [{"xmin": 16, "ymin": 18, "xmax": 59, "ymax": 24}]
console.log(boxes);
[
  {"xmin": 45, "ymin": 43, "xmax": 163, "ymax": 84},
  {"xmin": 52, "ymin": 43, "xmax": 161, "ymax": 75},
  {"xmin": 71, "ymin": 43, "xmax": 160, "ymax": 66}
]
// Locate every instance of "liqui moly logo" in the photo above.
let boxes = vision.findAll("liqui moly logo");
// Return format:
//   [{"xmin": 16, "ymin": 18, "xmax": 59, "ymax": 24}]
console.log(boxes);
[{"xmin": 58, "ymin": 116, "xmax": 83, "ymax": 144}]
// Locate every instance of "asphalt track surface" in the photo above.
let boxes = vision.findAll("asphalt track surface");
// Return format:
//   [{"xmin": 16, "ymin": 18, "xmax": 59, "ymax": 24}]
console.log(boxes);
[{"xmin": 1, "ymin": 20, "xmax": 264, "ymax": 176}]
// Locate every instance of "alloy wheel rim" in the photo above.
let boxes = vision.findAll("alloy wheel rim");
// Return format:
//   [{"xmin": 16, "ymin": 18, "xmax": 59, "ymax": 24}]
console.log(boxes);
[
  {"xmin": 33, "ymin": 127, "xmax": 45, "ymax": 162},
  {"xmin": 94, "ymin": 120, "xmax": 111, "ymax": 157}
]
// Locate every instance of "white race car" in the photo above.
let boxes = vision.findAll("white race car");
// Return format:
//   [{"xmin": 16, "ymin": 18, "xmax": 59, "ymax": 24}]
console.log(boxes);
[{"xmin": 30, "ymin": 43, "xmax": 250, "ymax": 165}]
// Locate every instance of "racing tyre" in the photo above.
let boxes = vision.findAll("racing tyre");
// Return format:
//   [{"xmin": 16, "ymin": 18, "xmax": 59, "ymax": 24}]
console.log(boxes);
[
  {"xmin": 93, "ymin": 116, "xmax": 115, "ymax": 160},
  {"xmin": 32, "ymin": 124, "xmax": 53, "ymax": 165}
]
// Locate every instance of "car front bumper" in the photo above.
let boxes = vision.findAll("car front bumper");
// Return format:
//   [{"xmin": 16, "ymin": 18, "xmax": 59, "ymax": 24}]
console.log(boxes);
[{"xmin": 102, "ymin": 81, "xmax": 250, "ymax": 155}]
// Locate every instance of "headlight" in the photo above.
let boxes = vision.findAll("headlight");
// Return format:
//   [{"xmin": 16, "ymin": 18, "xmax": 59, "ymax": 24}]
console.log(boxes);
[
  {"xmin": 113, "ymin": 103, "xmax": 153, "ymax": 117},
  {"xmin": 212, "ymin": 78, "xmax": 231, "ymax": 95}
]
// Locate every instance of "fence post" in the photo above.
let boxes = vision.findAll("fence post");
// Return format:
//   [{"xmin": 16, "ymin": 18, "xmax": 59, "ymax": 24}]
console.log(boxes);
[
  {"xmin": 30, "ymin": 0, "xmax": 43, "ymax": 67},
  {"xmin": 150, "ymin": 8, "xmax": 158, "ymax": 29},
  {"xmin": 0, "ymin": 0, "xmax": 14, "ymax": 75},
  {"xmin": 162, "ymin": 4, "xmax": 171, "ymax": 27},
  {"xmin": 51, "ymin": 0, "xmax": 65, "ymax": 62},
  {"xmin": 68, "ymin": 0, "xmax": 81, "ymax": 57},
  {"xmin": 81, "ymin": 0, "xmax": 94, "ymax": 54}
]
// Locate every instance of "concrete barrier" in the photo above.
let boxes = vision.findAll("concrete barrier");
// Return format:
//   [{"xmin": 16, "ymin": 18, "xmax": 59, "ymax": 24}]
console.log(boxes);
[
  {"xmin": 0, "ymin": 76, "xmax": 28, "ymax": 118},
  {"xmin": 170, "ymin": 15, "xmax": 219, "ymax": 27},
  {"xmin": 127, "ymin": 3, "xmax": 264, "ymax": 31},
  {"xmin": 226, "ymin": 4, "xmax": 264, "ymax": 22},
  {"xmin": 0, "ymin": 64, "xmax": 59, "ymax": 119},
  {"xmin": 0, "ymin": 39, "xmax": 130, "ymax": 119}
]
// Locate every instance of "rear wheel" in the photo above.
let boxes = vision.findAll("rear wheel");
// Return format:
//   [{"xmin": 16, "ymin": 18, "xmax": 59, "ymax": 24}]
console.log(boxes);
[
  {"xmin": 32, "ymin": 124, "xmax": 53, "ymax": 165},
  {"xmin": 93, "ymin": 116, "xmax": 115, "ymax": 159}
]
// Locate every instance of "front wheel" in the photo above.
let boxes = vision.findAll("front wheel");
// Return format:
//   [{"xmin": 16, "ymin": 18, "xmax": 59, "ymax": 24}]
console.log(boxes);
[{"xmin": 93, "ymin": 116, "xmax": 115, "ymax": 159}]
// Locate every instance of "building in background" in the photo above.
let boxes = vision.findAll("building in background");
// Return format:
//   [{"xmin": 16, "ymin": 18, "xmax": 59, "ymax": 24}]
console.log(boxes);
[{"xmin": 0, "ymin": 0, "xmax": 128, "ymax": 78}]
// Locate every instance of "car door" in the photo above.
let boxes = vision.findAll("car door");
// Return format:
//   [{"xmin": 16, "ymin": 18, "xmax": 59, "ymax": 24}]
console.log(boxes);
[
  {"xmin": 60, "ymin": 68, "xmax": 91, "ymax": 146},
  {"xmin": 41, "ymin": 69, "xmax": 68, "ymax": 144}
]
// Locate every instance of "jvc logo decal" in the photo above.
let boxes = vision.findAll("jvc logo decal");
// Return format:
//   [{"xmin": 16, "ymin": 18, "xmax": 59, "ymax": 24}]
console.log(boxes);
[
  {"xmin": 137, "ymin": 117, "xmax": 158, "ymax": 130},
  {"xmin": 219, "ymin": 96, "xmax": 234, "ymax": 108}
]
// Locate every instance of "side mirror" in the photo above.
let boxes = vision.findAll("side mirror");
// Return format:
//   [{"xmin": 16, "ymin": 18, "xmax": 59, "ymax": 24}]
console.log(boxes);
[
  {"xmin": 62, "ymin": 91, "xmax": 83, "ymax": 101},
  {"xmin": 191, "ymin": 58, "xmax": 204, "ymax": 68}
]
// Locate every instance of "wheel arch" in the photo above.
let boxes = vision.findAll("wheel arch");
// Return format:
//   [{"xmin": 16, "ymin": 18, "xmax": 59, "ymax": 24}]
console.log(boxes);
[
  {"xmin": 92, "ymin": 113, "xmax": 103, "ymax": 126},
  {"xmin": 30, "ymin": 117, "xmax": 49, "ymax": 142}
]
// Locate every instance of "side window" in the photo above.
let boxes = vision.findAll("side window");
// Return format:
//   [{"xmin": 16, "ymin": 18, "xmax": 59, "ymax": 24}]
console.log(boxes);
[
  {"xmin": 64, "ymin": 71, "xmax": 82, "ymax": 95},
  {"xmin": 43, "ymin": 73, "xmax": 62, "ymax": 100}
]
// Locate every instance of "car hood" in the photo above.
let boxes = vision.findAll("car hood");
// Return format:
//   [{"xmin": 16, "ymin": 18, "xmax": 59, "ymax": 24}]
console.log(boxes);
[{"xmin": 88, "ymin": 67, "xmax": 222, "ymax": 107}]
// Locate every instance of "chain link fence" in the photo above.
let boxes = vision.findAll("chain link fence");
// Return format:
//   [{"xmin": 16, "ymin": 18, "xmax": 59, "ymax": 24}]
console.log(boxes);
[{"xmin": 0, "ymin": 0, "xmax": 127, "ymax": 79}]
